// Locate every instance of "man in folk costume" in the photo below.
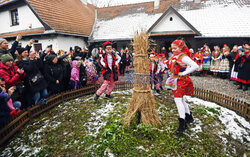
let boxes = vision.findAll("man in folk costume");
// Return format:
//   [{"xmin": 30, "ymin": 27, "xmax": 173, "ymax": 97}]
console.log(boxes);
[
  {"xmin": 94, "ymin": 41, "xmax": 121, "ymax": 102},
  {"xmin": 167, "ymin": 40, "xmax": 199, "ymax": 133}
]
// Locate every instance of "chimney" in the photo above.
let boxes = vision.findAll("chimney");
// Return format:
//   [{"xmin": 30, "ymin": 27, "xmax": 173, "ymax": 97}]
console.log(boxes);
[{"xmin": 154, "ymin": 0, "xmax": 160, "ymax": 9}]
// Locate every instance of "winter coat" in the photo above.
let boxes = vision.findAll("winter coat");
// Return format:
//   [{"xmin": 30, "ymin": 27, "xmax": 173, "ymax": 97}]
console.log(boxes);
[
  {"xmin": 0, "ymin": 62, "xmax": 25, "ymax": 90},
  {"xmin": 121, "ymin": 53, "xmax": 131, "ymax": 66},
  {"xmin": 61, "ymin": 58, "xmax": 72, "ymax": 91},
  {"xmin": 0, "ymin": 41, "xmax": 19, "ymax": 60},
  {"xmin": 237, "ymin": 53, "xmax": 250, "ymax": 84},
  {"xmin": 0, "ymin": 91, "xmax": 11, "ymax": 128},
  {"xmin": 226, "ymin": 51, "xmax": 237, "ymax": 68},
  {"xmin": 71, "ymin": 51, "xmax": 86, "ymax": 61},
  {"xmin": 16, "ymin": 58, "xmax": 47, "ymax": 93},
  {"xmin": 44, "ymin": 61, "xmax": 64, "ymax": 95},
  {"xmin": 70, "ymin": 60, "xmax": 80, "ymax": 82}
]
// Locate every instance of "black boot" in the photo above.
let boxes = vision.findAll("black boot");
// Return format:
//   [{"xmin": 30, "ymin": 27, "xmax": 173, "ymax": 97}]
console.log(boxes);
[
  {"xmin": 243, "ymin": 85, "xmax": 248, "ymax": 91},
  {"xmin": 176, "ymin": 118, "xmax": 187, "ymax": 134},
  {"xmin": 105, "ymin": 94, "xmax": 112, "ymax": 99},
  {"xmin": 160, "ymin": 86, "xmax": 163, "ymax": 90},
  {"xmin": 237, "ymin": 83, "xmax": 242, "ymax": 89},
  {"xmin": 185, "ymin": 112, "xmax": 194, "ymax": 124},
  {"xmin": 156, "ymin": 89, "xmax": 161, "ymax": 94},
  {"xmin": 94, "ymin": 94, "xmax": 99, "ymax": 102}
]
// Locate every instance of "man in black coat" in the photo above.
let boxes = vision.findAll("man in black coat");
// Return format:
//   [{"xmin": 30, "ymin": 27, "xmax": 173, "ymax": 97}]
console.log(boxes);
[{"xmin": 72, "ymin": 46, "xmax": 86, "ymax": 61}]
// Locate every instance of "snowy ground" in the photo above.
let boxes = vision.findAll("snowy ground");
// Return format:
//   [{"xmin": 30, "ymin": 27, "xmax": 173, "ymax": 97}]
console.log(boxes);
[
  {"xmin": 185, "ymin": 96, "xmax": 250, "ymax": 143},
  {"xmin": 0, "ymin": 89, "xmax": 249, "ymax": 156}
]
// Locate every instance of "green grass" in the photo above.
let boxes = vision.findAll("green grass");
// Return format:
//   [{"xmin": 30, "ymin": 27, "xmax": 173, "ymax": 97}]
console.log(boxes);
[{"xmin": 0, "ymin": 90, "xmax": 248, "ymax": 156}]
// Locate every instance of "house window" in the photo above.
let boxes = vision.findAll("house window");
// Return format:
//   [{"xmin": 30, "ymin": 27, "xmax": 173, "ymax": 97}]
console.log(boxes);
[
  {"xmin": 170, "ymin": 17, "xmax": 173, "ymax": 21},
  {"xmin": 10, "ymin": 9, "xmax": 19, "ymax": 26}
]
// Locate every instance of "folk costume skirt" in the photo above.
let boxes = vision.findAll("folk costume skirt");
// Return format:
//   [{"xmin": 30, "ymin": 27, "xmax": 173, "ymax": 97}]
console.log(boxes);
[{"xmin": 172, "ymin": 76, "xmax": 194, "ymax": 98}]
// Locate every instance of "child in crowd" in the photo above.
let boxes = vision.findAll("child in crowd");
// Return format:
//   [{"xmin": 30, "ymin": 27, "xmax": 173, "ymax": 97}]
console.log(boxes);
[
  {"xmin": 86, "ymin": 58, "xmax": 98, "ymax": 85},
  {"xmin": 70, "ymin": 60, "xmax": 82, "ymax": 89}
]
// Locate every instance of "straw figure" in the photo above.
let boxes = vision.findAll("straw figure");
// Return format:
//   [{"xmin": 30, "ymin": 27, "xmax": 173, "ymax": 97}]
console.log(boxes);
[{"xmin": 124, "ymin": 31, "xmax": 161, "ymax": 126}]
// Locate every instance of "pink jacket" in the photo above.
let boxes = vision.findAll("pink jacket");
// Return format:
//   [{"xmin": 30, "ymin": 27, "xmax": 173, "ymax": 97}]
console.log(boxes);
[{"xmin": 70, "ymin": 60, "xmax": 80, "ymax": 82}]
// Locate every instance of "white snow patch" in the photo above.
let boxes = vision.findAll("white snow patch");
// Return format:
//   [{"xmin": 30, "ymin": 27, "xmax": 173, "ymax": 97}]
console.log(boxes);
[
  {"xmin": 136, "ymin": 146, "xmax": 149, "ymax": 152},
  {"xmin": 93, "ymin": 13, "xmax": 161, "ymax": 41},
  {"xmin": 179, "ymin": 5, "xmax": 250, "ymax": 37},
  {"xmin": 87, "ymin": 0, "xmax": 154, "ymax": 7},
  {"xmin": 84, "ymin": 102, "xmax": 117, "ymax": 137},
  {"xmin": 191, "ymin": 118, "xmax": 203, "ymax": 133},
  {"xmin": 185, "ymin": 96, "xmax": 250, "ymax": 143}
]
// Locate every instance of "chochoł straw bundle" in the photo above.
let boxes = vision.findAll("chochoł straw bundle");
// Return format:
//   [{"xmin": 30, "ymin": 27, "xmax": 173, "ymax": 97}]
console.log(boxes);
[{"xmin": 124, "ymin": 31, "xmax": 161, "ymax": 126}]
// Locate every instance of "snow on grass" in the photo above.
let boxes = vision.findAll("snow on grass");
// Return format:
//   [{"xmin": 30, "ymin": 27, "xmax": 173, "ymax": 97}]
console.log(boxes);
[
  {"xmin": 190, "ymin": 118, "xmax": 203, "ymax": 133},
  {"xmin": 84, "ymin": 102, "xmax": 117, "ymax": 137},
  {"xmin": 185, "ymin": 96, "xmax": 250, "ymax": 143}
]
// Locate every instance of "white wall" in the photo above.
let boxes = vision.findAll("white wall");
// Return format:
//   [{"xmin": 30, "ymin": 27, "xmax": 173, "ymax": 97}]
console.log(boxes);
[
  {"xmin": 8, "ymin": 35, "xmax": 87, "ymax": 53},
  {"xmin": 57, "ymin": 36, "xmax": 87, "ymax": 52},
  {"xmin": 0, "ymin": 4, "xmax": 44, "ymax": 34},
  {"xmin": 151, "ymin": 12, "xmax": 192, "ymax": 33}
]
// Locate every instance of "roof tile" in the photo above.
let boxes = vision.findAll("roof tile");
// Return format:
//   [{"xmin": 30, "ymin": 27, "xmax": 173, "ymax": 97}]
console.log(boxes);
[{"xmin": 27, "ymin": 0, "xmax": 95, "ymax": 36}]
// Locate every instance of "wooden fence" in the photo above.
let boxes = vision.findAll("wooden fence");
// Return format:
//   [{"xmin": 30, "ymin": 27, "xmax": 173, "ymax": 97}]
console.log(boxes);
[
  {"xmin": 0, "ymin": 83, "xmax": 249, "ymax": 145},
  {"xmin": 193, "ymin": 87, "xmax": 249, "ymax": 119}
]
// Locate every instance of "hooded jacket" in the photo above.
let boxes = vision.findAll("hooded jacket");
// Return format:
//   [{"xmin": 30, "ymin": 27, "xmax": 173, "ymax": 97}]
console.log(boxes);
[{"xmin": 70, "ymin": 60, "xmax": 80, "ymax": 82}]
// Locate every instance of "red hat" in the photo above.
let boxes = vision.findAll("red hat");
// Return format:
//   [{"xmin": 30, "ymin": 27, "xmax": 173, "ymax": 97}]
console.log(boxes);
[
  {"xmin": 172, "ymin": 40, "xmax": 184, "ymax": 48},
  {"xmin": 158, "ymin": 54, "xmax": 165, "ymax": 59},
  {"xmin": 102, "ymin": 41, "xmax": 113, "ymax": 48}
]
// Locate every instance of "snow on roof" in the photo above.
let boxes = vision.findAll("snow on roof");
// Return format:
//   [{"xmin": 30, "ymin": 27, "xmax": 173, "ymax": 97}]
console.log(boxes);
[
  {"xmin": 92, "ymin": 3, "xmax": 250, "ymax": 41},
  {"xmin": 87, "ymin": 0, "xmax": 154, "ymax": 8},
  {"xmin": 92, "ymin": 13, "xmax": 161, "ymax": 41},
  {"xmin": 179, "ymin": 5, "xmax": 250, "ymax": 37}
]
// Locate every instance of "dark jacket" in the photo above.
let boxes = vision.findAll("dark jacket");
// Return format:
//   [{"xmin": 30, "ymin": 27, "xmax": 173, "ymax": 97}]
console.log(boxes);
[
  {"xmin": 121, "ymin": 53, "xmax": 131, "ymax": 66},
  {"xmin": 44, "ymin": 61, "xmax": 64, "ymax": 95},
  {"xmin": 0, "ymin": 41, "xmax": 19, "ymax": 60},
  {"xmin": 0, "ymin": 91, "xmax": 11, "ymax": 128},
  {"xmin": 226, "ymin": 51, "xmax": 237, "ymax": 68},
  {"xmin": 71, "ymin": 51, "xmax": 86, "ymax": 61},
  {"xmin": 16, "ymin": 58, "xmax": 47, "ymax": 93},
  {"xmin": 237, "ymin": 54, "xmax": 250, "ymax": 83}
]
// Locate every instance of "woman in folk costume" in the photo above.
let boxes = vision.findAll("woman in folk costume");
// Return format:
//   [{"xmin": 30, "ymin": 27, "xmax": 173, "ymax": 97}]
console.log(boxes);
[
  {"xmin": 202, "ymin": 44, "xmax": 211, "ymax": 76},
  {"xmin": 236, "ymin": 47, "xmax": 250, "ymax": 91},
  {"xmin": 166, "ymin": 39, "xmax": 199, "ymax": 133},
  {"xmin": 155, "ymin": 54, "xmax": 166, "ymax": 90},
  {"xmin": 94, "ymin": 41, "xmax": 121, "ymax": 102},
  {"xmin": 149, "ymin": 52, "xmax": 160, "ymax": 94},
  {"xmin": 210, "ymin": 46, "xmax": 222, "ymax": 76},
  {"xmin": 230, "ymin": 47, "xmax": 243, "ymax": 82},
  {"xmin": 218, "ymin": 44, "xmax": 230, "ymax": 79},
  {"xmin": 192, "ymin": 48, "xmax": 204, "ymax": 76},
  {"xmin": 124, "ymin": 48, "xmax": 131, "ymax": 73}
]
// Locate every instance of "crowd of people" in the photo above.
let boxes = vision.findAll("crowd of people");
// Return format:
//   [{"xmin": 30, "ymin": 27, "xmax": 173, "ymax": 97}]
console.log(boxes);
[
  {"xmin": 150, "ymin": 43, "xmax": 250, "ymax": 93},
  {"xmin": 0, "ymin": 34, "xmax": 249, "ymax": 133}
]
